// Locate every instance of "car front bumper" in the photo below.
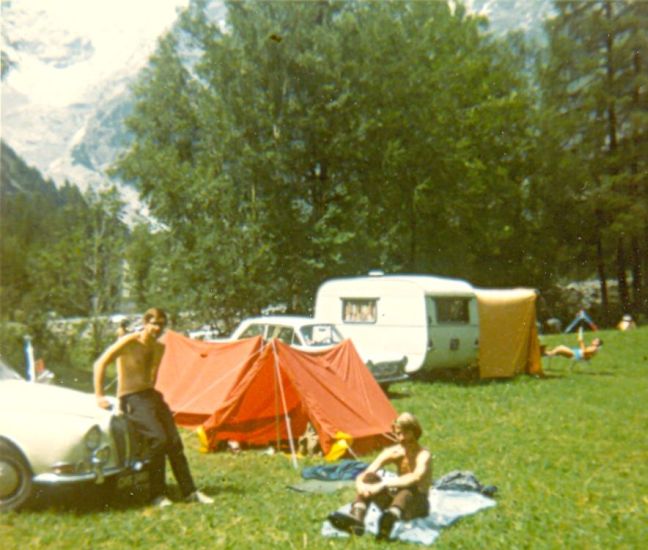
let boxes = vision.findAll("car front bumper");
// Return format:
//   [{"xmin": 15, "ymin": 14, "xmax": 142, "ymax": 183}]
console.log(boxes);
[
  {"xmin": 33, "ymin": 463, "xmax": 142, "ymax": 485},
  {"xmin": 366, "ymin": 357, "xmax": 409, "ymax": 385},
  {"xmin": 375, "ymin": 373, "xmax": 410, "ymax": 385}
]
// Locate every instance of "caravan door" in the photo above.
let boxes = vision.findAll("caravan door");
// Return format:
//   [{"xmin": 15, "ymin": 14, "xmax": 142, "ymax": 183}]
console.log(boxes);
[{"xmin": 424, "ymin": 295, "xmax": 479, "ymax": 369}]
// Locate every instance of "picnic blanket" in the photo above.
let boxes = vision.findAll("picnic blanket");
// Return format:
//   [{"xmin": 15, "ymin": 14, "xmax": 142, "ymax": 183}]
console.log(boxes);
[
  {"xmin": 322, "ymin": 471, "xmax": 497, "ymax": 545},
  {"xmin": 322, "ymin": 489, "xmax": 496, "ymax": 545},
  {"xmin": 301, "ymin": 460, "xmax": 368, "ymax": 481}
]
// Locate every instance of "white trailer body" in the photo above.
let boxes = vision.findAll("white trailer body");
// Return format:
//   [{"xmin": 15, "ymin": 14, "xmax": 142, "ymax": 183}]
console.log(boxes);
[{"xmin": 314, "ymin": 274, "xmax": 479, "ymax": 374}]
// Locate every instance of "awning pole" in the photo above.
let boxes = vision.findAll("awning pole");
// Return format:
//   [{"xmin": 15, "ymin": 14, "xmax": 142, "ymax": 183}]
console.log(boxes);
[{"xmin": 271, "ymin": 340, "xmax": 299, "ymax": 469}]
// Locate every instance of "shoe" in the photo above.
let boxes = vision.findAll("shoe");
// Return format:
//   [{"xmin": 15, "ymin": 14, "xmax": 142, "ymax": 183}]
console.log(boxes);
[
  {"xmin": 186, "ymin": 490, "xmax": 214, "ymax": 504},
  {"xmin": 377, "ymin": 510, "xmax": 398, "ymax": 540},
  {"xmin": 328, "ymin": 511, "xmax": 365, "ymax": 536},
  {"xmin": 151, "ymin": 496, "xmax": 173, "ymax": 508}
]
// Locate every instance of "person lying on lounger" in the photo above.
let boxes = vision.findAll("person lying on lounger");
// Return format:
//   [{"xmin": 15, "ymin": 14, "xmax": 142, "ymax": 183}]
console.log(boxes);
[
  {"xmin": 543, "ymin": 333, "xmax": 603, "ymax": 361},
  {"xmin": 328, "ymin": 412, "xmax": 432, "ymax": 539}
]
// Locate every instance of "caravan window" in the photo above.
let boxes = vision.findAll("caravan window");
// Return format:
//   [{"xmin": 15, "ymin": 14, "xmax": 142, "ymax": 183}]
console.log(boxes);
[
  {"xmin": 342, "ymin": 299, "xmax": 377, "ymax": 323},
  {"xmin": 435, "ymin": 298, "xmax": 470, "ymax": 324}
]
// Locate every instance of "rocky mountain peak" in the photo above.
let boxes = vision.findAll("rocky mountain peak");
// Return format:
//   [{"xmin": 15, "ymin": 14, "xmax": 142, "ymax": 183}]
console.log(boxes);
[{"xmin": 1, "ymin": 0, "xmax": 552, "ymax": 224}]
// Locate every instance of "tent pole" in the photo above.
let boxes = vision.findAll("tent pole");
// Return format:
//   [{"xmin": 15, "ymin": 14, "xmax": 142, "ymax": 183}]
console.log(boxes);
[
  {"xmin": 271, "ymin": 340, "xmax": 299, "ymax": 470},
  {"xmin": 274, "ymin": 351, "xmax": 281, "ymax": 451}
]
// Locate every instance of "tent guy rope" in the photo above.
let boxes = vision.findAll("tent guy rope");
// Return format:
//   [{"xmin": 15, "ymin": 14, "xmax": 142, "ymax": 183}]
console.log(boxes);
[{"xmin": 271, "ymin": 339, "xmax": 299, "ymax": 469}]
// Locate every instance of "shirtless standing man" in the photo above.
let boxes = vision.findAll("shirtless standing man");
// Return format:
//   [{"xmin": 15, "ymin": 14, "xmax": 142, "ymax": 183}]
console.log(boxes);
[
  {"xmin": 94, "ymin": 307, "xmax": 213, "ymax": 508},
  {"xmin": 329, "ymin": 412, "xmax": 432, "ymax": 539}
]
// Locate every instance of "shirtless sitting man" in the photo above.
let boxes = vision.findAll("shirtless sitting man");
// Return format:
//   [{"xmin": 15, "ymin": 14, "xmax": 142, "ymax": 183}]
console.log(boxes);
[
  {"xmin": 328, "ymin": 412, "xmax": 432, "ymax": 539},
  {"xmin": 94, "ymin": 307, "xmax": 213, "ymax": 508}
]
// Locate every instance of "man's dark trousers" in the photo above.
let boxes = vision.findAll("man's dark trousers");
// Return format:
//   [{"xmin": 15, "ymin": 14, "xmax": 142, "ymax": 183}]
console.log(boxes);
[{"xmin": 120, "ymin": 389, "xmax": 196, "ymax": 500}]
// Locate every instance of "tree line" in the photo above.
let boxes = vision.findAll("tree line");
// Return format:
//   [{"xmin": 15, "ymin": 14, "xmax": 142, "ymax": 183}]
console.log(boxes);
[{"xmin": 1, "ymin": 0, "xmax": 646, "ymax": 369}]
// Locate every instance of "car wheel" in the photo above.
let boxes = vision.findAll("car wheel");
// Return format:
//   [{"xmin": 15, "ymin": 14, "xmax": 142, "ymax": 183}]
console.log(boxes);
[{"xmin": 0, "ymin": 440, "xmax": 33, "ymax": 512}]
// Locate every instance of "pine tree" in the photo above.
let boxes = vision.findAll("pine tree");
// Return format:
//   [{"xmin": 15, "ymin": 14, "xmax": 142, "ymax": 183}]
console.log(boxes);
[{"xmin": 538, "ymin": 0, "xmax": 647, "ymax": 320}]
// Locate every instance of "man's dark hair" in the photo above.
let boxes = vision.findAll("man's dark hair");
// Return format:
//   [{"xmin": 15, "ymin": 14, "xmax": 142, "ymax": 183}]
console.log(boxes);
[{"xmin": 143, "ymin": 308, "xmax": 167, "ymax": 324}]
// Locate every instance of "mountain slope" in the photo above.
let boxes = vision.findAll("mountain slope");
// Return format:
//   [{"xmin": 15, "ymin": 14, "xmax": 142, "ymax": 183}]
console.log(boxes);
[{"xmin": 1, "ymin": 0, "xmax": 552, "ymax": 205}]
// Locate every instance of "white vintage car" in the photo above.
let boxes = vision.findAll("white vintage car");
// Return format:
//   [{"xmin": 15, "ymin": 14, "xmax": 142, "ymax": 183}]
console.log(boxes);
[
  {"xmin": 0, "ymin": 359, "xmax": 141, "ymax": 512},
  {"xmin": 228, "ymin": 315, "xmax": 409, "ymax": 388}
]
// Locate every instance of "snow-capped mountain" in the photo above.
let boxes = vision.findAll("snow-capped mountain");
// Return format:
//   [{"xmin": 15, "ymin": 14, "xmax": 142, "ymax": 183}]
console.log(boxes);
[
  {"xmin": 1, "ymin": 0, "xmax": 193, "ymax": 220},
  {"xmin": 467, "ymin": 0, "xmax": 554, "ymax": 39},
  {"xmin": 1, "ymin": 0, "xmax": 552, "ymax": 221}
]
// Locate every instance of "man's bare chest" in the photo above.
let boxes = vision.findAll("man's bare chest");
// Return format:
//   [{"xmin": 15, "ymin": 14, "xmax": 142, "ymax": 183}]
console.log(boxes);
[
  {"xmin": 120, "ymin": 341, "xmax": 159, "ymax": 371},
  {"xmin": 395, "ymin": 449, "xmax": 419, "ymax": 475}
]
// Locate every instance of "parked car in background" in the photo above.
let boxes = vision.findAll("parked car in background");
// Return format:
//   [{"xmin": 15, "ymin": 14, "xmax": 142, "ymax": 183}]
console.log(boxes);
[
  {"xmin": 187, "ymin": 326, "xmax": 221, "ymax": 341},
  {"xmin": 228, "ymin": 316, "xmax": 408, "ymax": 388},
  {"xmin": 0, "ymin": 359, "xmax": 144, "ymax": 512}
]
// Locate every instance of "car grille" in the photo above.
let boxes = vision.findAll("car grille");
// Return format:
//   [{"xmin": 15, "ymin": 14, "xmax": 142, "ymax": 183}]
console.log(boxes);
[
  {"xmin": 373, "ymin": 363, "xmax": 398, "ymax": 376},
  {"xmin": 369, "ymin": 358, "xmax": 406, "ymax": 378},
  {"xmin": 110, "ymin": 415, "xmax": 130, "ymax": 467}
]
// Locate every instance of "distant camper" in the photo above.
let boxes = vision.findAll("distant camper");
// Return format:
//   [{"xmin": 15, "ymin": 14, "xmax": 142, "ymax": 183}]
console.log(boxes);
[
  {"xmin": 314, "ymin": 273, "xmax": 480, "ymax": 375},
  {"xmin": 617, "ymin": 314, "xmax": 636, "ymax": 332}
]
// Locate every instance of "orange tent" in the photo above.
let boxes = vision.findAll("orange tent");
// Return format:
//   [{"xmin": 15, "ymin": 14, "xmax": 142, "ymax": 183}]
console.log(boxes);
[{"xmin": 156, "ymin": 331, "xmax": 397, "ymax": 455}]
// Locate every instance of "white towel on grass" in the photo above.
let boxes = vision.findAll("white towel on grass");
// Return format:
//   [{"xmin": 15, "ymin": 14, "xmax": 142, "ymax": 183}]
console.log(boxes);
[{"xmin": 321, "ymin": 489, "xmax": 496, "ymax": 545}]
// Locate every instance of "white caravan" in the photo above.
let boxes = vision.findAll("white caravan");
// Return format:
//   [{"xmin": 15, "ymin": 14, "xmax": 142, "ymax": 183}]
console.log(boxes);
[{"xmin": 314, "ymin": 273, "xmax": 480, "ymax": 375}]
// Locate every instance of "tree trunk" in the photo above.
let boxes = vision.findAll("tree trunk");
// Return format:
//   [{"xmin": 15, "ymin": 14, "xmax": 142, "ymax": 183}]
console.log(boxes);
[
  {"xmin": 630, "ymin": 236, "xmax": 643, "ymax": 315},
  {"xmin": 630, "ymin": 31, "xmax": 645, "ymax": 316},
  {"xmin": 616, "ymin": 236, "xmax": 630, "ymax": 315},
  {"xmin": 595, "ymin": 234, "xmax": 609, "ymax": 325},
  {"xmin": 604, "ymin": 0, "xmax": 618, "ymax": 155},
  {"xmin": 644, "ymin": 225, "xmax": 648, "ymax": 316},
  {"xmin": 409, "ymin": 187, "xmax": 417, "ymax": 270},
  {"xmin": 596, "ymin": 0, "xmax": 615, "ymax": 327}
]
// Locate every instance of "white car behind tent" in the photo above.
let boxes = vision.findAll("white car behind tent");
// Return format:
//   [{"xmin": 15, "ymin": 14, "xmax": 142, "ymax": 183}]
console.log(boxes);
[{"xmin": 228, "ymin": 315, "xmax": 408, "ymax": 388}]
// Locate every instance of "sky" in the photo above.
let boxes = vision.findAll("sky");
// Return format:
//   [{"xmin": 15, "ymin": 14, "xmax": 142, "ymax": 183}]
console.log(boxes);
[{"xmin": 2, "ymin": 0, "xmax": 190, "ymax": 107}]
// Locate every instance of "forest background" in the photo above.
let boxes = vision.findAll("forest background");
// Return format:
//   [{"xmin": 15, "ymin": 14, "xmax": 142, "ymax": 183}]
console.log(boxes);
[{"xmin": 1, "ymin": 0, "xmax": 646, "ymax": 371}]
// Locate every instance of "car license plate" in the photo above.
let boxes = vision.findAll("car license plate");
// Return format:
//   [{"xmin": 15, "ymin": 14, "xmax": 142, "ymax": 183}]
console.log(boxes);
[{"xmin": 117, "ymin": 470, "xmax": 149, "ymax": 491}]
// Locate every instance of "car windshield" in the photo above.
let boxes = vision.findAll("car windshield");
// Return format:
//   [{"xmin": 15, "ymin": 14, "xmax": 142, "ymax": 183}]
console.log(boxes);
[
  {"xmin": 299, "ymin": 324, "xmax": 343, "ymax": 346},
  {"xmin": 0, "ymin": 358, "xmax": 24, "ymax": 381}
]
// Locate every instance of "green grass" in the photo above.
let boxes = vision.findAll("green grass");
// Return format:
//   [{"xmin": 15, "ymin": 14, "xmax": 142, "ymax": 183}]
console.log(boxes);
[{"xmin": 3, "ymin": 327, "xmax": 647, "ymax": 549}]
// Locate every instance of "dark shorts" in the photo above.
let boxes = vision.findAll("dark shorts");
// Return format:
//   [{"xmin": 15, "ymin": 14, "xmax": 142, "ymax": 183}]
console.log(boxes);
[{"xmin": 355, "ymin": 472, "xmax": 430, "ymax": 520}]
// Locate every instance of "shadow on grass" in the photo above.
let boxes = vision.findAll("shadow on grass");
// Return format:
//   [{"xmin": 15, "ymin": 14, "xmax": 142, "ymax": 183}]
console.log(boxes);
[
  {"xmin": 570, "ymin": 369, "xmax": 616, "ymax": 377},
  {"xmin": 24, "ymin": 482, "xmax": 148, "ymax": 514},
  {"xmin": 413, "ymin": 367, "xmax": 494, "ymax": 387},
  {"xmin": 413, "ymin": 366, "xmax": 567, "ymax": 386},
  {"xmin": 23, "ymin": 477, "xmax": 234, "ymax": 515},
  {"xmin": 531, "ymin": 371, "xmax": 565, "ymax": 380},
  {"xmin": 543, "ymin": 360, "xmax": 616, "ymax": 377},
  {"xmin": 385, "ymin": 388, "xmax": 411, "ymax": 399}
]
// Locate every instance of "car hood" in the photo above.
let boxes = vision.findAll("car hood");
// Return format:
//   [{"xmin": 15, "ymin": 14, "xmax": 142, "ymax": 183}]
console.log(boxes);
[{"xmin": 0, "ymin": 380, "xmax": 110, "ymax": 420}]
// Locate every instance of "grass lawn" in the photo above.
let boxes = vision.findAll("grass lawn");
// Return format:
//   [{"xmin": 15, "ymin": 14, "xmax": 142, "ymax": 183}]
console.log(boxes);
[{"xmin": 2, "ymin": 327, "xmax": 646, "ymax": 549}]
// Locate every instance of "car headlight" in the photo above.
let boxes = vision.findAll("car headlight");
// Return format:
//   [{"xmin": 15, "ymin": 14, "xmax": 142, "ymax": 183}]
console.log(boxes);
[
  {"xmin": 92, "ymin": 445, "xmax": 111, "ymax": 465},
  {"xmin": 84, "ymin": 425, "xmax": 102, "ymax": 450}
]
